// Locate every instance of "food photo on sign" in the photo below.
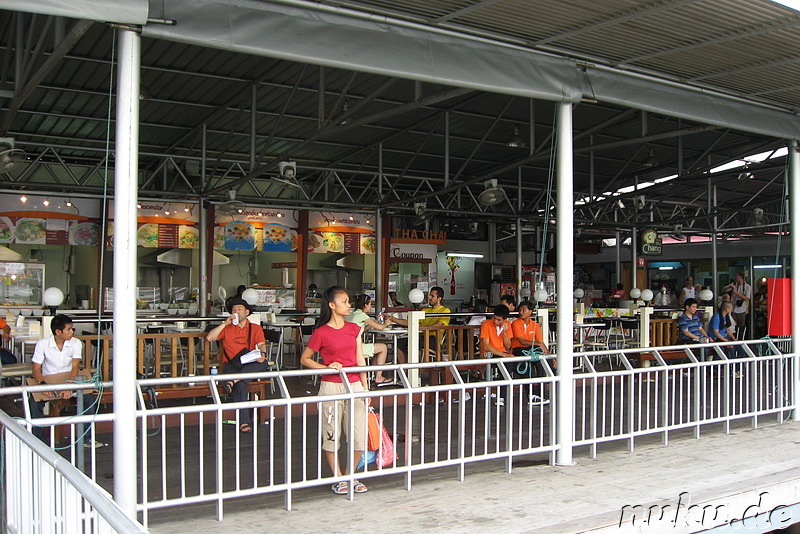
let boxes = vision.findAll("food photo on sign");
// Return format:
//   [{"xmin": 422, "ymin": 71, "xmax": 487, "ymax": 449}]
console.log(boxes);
[
  {"xmin": 262, "ymin": 223, "xmax": 292, "ymax": 251},
  {"xmin": 225, "ymin": 221, "xmax": 256, "ymax": 250}
]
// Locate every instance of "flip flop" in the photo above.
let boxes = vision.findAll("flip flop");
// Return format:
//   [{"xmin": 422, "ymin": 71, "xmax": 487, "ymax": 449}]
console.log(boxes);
[
  {"xmin": 375, "ymin": 378, "xmax": 394, "ymax": 386},
  {"xmin": 223, "ymin": 381, "xmax": 234, "ymax": 395},
  {"xmin": 240, "ymin": 423, "xmax": 252, "ymax": 434}
]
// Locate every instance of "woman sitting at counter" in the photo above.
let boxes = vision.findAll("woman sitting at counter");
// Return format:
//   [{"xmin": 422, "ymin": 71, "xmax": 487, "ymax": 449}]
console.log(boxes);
[{"xmin": 345, "ymin": 294, "xmax": 393, "ymax": 386}]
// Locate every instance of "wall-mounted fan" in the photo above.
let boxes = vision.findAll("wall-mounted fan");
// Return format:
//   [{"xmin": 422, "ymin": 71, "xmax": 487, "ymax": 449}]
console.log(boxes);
[
  {"xmin": 0, "ymin": 138, "xmax": 27, "ymax": 172},
  {"xmin": 412, "ymin": 202, "xmax": 434, "ymax": 226},
  {"xmin": 478, "ymin": 179, "xmax": 506, "ymax": 206},
  {"xmin": 217, "ymin": 190, "xmax": 245, "ymax": 215}
]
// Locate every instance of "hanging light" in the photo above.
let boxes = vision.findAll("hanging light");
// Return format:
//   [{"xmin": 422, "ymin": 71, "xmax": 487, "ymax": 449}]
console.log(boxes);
[
  {"xmin": 42, "ymin": 199, "xmax": 50, "ymax": 207},
  {"xmin": 505, "ymin": 126, "xmax": 526, "ymax": 148},
  {"xmin": 20, "ymin": 195, "xmax": 27, "ymax": 203},
  {"xmin": 643, "ymin": 148, "xmax": 659, "ymax": 167}
]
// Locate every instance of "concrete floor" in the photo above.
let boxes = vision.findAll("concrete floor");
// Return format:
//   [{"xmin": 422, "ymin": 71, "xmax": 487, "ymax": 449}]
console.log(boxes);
[{"xmin": 149, "ymin": 419, "xmax": 800, "ymax": 534}]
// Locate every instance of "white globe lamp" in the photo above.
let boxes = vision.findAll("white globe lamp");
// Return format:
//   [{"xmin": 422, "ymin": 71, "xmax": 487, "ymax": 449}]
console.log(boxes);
[
  {"xmin": 520, "ymin": 286, "xmax": 531, "ymax": 299},
  {"xmin": 573, "ymin": 288, "xmax": 585, "ymax": 300},
  {"xmin": 43, "ymin": 287, "xmax": 64, "ymax": 315},
  {"xmin": 699, "ymin": 288, "xmax": 714, "ymax": 303},
  {"xmin": 629, "ymin": 288, "xmax": 641, "ymax": 300},
  {"xmin": 534, "ymin": 288, "xmax": 549, "ymax": 303},
  {"xmin": 640, "ymin": 289, "xmax": 654, "ymax": 303},
  {"xmin": 408, "ymin": 288, "xmax": 425, "ymax": 309},
  {"xmin": 241, "ymin": 288, "xmax": 259, "ymax": 306}
]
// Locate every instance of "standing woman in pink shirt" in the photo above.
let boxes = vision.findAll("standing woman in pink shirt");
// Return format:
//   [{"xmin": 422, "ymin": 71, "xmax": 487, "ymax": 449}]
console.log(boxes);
[{"xmin": 300, "ymin": 286, "xmax": 370, "ymax": 495}]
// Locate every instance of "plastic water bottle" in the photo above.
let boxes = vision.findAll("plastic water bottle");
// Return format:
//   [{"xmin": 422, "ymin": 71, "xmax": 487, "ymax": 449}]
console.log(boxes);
[
  {"xmin": 232, "ymin": 314, "xmax": 239, "ymax": 326},
  {"xmin": 210, "ymin": 366, "xmax": 218, "ymax": 376}
]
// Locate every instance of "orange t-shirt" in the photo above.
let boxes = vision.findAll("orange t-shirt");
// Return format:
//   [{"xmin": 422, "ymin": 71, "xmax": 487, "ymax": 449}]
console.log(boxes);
[
  {"xmin": 479, "ymin": 319, "xmax": 512, "ymax": 353},
  {"xmin": 510, "ymin": 318, "xmax": 543, "ymax": 349}
]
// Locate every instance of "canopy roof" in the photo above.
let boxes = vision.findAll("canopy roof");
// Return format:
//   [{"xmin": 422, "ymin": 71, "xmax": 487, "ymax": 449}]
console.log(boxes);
[{"xmin": 0, "ymin": 0, "xmax": 797, "ymax": 247}]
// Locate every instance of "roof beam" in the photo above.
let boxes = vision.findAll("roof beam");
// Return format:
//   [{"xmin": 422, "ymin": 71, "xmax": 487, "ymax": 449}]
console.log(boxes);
[
  {"xmin": 0, "ymin": 18, "xmax": 92, "ymax": 134},
  {"xmin": 204, "ymin": 86, "xmax": 473, "ymax": 196}
]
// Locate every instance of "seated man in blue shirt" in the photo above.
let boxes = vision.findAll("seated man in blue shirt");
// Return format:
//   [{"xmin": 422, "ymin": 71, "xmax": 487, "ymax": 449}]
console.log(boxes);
[{"xmin": 676, "ymin": 298, "xmax": 710, "ymax": 344}]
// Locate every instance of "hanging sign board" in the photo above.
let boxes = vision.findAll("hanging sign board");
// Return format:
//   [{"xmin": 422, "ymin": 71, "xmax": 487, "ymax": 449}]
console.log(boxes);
[
  {"xmin": 308, "ymin": 211, "xmax": 375, "ymax": 254},
  {"xmin": 639, "ymin": 228, "xmax": 662, "ymax": 256}
]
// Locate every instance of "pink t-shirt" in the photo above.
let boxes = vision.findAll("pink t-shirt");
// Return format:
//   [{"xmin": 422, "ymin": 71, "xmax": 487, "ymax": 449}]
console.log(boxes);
[{"xmin": 307, "ymin": 321, "xmax": 362, "ymax": 383}]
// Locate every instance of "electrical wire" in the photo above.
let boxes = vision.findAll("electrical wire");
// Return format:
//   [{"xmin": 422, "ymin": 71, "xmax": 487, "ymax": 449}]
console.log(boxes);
[
  {"xmin": 18, "ymin": 29, "xmax": 120, "ymax": 450},
  {"xmin": 534, "ymin": 107, "xmax": 559, "ymax": 309}
]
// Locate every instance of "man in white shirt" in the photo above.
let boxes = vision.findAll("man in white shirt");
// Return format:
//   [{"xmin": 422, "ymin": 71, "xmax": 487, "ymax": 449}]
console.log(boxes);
[
  {"xmin": 29, "ymin": 314, "xmax": 100, "ymax": 446},
  {"xmin": 726, "ymin": 272, "xmax": 752, "ymax": 339}
]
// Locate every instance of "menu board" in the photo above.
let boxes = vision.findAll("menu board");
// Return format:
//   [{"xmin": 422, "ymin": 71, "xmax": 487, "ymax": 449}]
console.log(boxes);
[
  {"xmin": 0, "ymin": 216, "xmax": 105, "ymax": 246},
  {"xmin": 136, "ymin": 222, "xmax": 199, "ymax": 248},
  {"xmin": 309, "ymin": 231, "xmax": 376, "ymax": 254},
  {"xmin": 344, "ymin": 233, "xmax": 360, "ymax": 254},
  {"xmin": 45, "ymin": 219, "xmax": 68, "ymax": 245},
  {"xmin": 158, "ymin": 224, "xmax": 178, "ymax": 248}
]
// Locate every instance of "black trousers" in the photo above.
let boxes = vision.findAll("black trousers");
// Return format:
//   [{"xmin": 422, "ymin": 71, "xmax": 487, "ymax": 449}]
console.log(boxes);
[{"xmin": 222, "ymin": 359, "xmax": 271, "ymax": 425}]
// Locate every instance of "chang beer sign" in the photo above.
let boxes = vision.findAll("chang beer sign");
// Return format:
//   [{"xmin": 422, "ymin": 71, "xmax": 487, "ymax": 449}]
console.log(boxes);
[{"xmin": 640, "ymin": 228, "xmax": 662, "ymax": 256}]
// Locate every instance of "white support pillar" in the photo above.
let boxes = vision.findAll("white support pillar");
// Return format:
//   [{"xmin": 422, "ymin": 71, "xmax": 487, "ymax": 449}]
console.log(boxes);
[
  {"xmin": 112, "ymin": 28, "xmax": 140, "ymax": 519},
  {"xmin": 408, "ymin": 310, "xmax": 424, "ymax": 387},
  {"xmin": 555, "ymin": 102, "xmax": 575, "ymax": 466},
  {"xmin": 790, "ymin": 140, "xmax": 800, "ymax": 421}
]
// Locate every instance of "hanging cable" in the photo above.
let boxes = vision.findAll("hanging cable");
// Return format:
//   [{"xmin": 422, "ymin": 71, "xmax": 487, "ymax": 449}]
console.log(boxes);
[{"xmin": 535, "ymin": 107, "xmax": 559, "ymax": 309}]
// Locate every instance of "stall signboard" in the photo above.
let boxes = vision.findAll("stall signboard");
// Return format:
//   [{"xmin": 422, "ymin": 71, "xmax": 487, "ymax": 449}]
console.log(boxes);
[
  {"xmin": 214, "ymin": 209, "xmax": 298, "ymax": 252},
  {"xmin": 308, "ymin": 211, "xmax": 375, "ymax": 254},
  {"xmin": 109, "ymin": 201, "xmax": 201, "ymax": 249},
  {"xmin": 0, "ymin": 195, "xmax": 105, "ymax": 246}
]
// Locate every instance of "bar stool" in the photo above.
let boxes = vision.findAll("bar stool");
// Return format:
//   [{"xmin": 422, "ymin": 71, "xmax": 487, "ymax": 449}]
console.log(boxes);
[
  {"xmin": 583, "ymin": 320, "xmax": 610, "ymax": 369},
  {"xmin": 621, "ymin": 318, "xmax": 642, "ymax": 348}
]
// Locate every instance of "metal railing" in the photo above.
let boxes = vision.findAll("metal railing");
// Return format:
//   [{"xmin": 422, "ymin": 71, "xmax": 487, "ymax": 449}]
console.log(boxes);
[
  {"xmin": 572, "ymin": 339, "xmax": 795, "ymax": 455},
  {"xmin": 0, "ymin": 409, "xmax": 148, "ymax": 533},
  {"xmin": 0, "ymin": 338, "xmax": 794, "ymax": 527}
]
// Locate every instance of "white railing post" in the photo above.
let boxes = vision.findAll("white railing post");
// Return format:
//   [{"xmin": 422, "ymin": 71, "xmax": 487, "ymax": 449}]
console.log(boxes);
[{"xmin": 408, "ymin": 310, "xmax": 424, "ymax": 388}]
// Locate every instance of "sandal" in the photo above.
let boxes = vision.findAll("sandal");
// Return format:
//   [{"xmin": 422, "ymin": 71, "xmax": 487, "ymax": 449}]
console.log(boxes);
[
  {"xmin": 374, "ymin": 378, "xmax": 394, "ymax": 386},
  {"xmin": 331, "ymin": 481, "xmax": 348, "ymax": 495},
  {"xmin": 353, "ymin": 479, "xmax": 368, "ymax": 493},
  {"xmin": 240, "ymin": 423, "xmax": 252, "ymax": 434},
  {"xmin": 223, "ymin": 381, "xmax": 234, "ymax": 395}
]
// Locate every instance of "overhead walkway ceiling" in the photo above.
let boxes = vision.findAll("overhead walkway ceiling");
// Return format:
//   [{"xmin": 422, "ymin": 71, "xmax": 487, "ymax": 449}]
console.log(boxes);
[{"xmin": 0, "ymin": 0, "xmax": 798, "ymax": 247}]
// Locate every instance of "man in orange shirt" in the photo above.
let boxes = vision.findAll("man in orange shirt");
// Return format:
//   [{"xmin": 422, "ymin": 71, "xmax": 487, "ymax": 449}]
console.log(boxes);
[
  {"xmin": 511, "ymin": 300, "xmax": 550, "ymax": 405},
  {"xmin": 510, "ymin": 301, "xmax": 550, "ymax": 356},
  {"xmin": 0, "ymin": 316, "xmax": 16, "ymax": 365},
  {"xmin": 479, "ymin": 305, "xmax": 513, "ymax": 406}
]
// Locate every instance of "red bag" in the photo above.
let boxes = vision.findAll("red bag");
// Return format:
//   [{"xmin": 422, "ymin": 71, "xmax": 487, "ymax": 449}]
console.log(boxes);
[{"xmin": 373, "ymin": 412, "xmax": 397, "ymax": 469}]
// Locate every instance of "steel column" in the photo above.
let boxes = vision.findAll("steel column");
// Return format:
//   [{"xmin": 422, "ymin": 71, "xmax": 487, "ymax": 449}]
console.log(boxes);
[
  {"xmin": 555, "ymin": 102, "xmax": 575, "ymax": 466},
  {"xmin": 112, "ymin": 27, "xmax": 140, "ymax": 519}
]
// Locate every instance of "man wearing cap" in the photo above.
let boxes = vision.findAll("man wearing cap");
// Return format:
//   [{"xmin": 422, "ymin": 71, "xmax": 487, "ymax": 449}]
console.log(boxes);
[{"xmin": 206, "ymin": 297, "xmax": 269, "ymax": 433}]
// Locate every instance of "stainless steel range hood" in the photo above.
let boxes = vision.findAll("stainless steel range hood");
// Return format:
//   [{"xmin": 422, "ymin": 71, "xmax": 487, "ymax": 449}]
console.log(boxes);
[{"xmin": 155, "ymin": 248, "xmax": 230, "ymax": 266}]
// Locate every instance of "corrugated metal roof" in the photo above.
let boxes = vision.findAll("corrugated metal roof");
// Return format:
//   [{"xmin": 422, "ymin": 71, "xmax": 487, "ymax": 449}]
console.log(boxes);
[{"xmin": 0, "ymin": 0, "xmax": 795, "ymax": 238}]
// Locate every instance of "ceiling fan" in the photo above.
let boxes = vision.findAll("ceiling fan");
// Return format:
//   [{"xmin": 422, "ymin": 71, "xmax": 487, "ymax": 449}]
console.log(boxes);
[{"xmin": 217, "ymin": 190, "xmax": 246, "ymax": 215}]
